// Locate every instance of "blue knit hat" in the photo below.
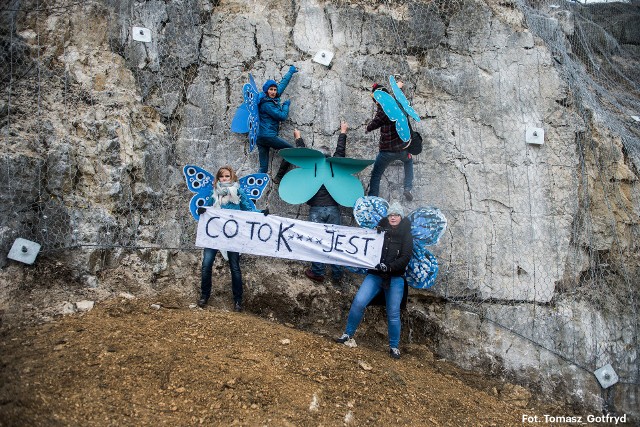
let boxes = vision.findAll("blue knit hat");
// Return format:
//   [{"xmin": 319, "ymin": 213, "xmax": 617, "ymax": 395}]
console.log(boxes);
[{"xmin": 263, "ymin": 79, "xmax": 277, "ymax": 94}]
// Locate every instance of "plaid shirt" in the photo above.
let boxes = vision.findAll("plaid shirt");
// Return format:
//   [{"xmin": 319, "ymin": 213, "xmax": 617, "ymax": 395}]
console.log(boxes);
[{"xmin": 366, "ymin": 105, "xmax": 409, "ymax": 152}]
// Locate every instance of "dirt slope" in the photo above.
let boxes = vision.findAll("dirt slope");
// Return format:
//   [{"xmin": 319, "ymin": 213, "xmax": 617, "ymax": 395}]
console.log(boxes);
[{"xmin": 0, "ymin": 297, "xmax": 570, "ymax": 426}]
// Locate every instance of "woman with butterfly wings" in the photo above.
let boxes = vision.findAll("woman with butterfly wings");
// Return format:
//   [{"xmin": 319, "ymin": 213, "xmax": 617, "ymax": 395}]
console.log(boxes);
[
  {"xmin": 335, "ymin": 201, "xmax": 413, "ymax": 360},
  {"xmin": 366, "ymin": 79, "xmax": 416, "ymax": 202},
  {"xmin": 256, "ymin": 65, "xmax": 299, "ymax": 182},
  {"xmin": 337, "ymin": 196, "xmax": 447, "ymax": 359},
  {"xmin": 193, "ymin": 165, "xmax": 261, "ymax": 313}
]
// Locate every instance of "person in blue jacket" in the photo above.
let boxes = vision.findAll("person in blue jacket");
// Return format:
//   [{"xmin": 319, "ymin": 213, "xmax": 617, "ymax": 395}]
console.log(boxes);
[
  {"xmin": 257, "ymin": 65, "xmax": 298, "ymax": 182},
  {"xmin": 196, "ymin": 165, "xmax": 260, "ymax": 312}
]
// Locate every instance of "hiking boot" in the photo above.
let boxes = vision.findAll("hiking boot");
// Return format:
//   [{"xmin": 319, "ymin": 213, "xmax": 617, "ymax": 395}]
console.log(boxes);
[
  {"xmin": 403, "ymin": 190, "xmax": 413, "ymax": 201},
  {"xmin": 273, "ymin": 161, "xmax": 291, "ymax": 184},
  {"xmin": 197, "ymin": 296, "xmax": 208, "ymax": 308},
  {"xmin": 335, "ymin": 334, "xmax": 351, "ymax": 344},
  {"xmin": 305, "ymin": 268, "xmax": 325, "ymax": 283},
  {"xmin": 234, "ymin": 301, "xmax": 243, "ymax": 312},
  {"xmin": 389, "ymin": 347, "xmax": 401, "ymax": 359}
]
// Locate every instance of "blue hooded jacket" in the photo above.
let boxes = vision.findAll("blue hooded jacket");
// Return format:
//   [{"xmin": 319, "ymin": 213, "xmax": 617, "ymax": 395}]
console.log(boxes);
[{"xmin": 258, "ymin": 67, "xmax": 296, "ymax": 138}]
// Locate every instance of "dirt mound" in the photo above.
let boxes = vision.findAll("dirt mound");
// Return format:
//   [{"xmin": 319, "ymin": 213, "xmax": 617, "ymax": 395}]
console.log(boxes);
[{"xmin": 0, "ymin": 297, "xmax": 569, "ymax": 426}]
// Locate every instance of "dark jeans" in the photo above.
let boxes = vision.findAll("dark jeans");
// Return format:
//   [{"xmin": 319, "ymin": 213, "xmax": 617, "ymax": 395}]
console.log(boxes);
[
  {"xmin": 367, "ymin": 150, "xmax": 414, "ymax": 197},
  {"xmin": 309, "ymin": 205, "xmax": 342, "ymax": 278},
  {"xmin": 200, "ymin": 248, "xmax": 243, "ymax": 303},
  {"xmin": 257, "ymin": 136, "xmax": 294, "ymax": 174}
]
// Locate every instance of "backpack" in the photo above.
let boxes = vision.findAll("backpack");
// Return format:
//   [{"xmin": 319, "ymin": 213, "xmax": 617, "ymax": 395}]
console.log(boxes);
[{"xmin": 407, "ymin": 130, "xmax": 423, "ymax": 155}]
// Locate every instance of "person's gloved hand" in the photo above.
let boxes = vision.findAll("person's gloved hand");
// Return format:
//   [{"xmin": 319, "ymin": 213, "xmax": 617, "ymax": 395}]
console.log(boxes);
[
  {"xmin": 375, "ymin": 226, "xmax": 384, "ymax": 234},
  {"xmin": 283, "ymin": 99, "xmax": 291, "ymax": 107},
  {"xmin": 197, "ymin": 207, "xmax": 207, "ymax": 215},
  {"xmin": 289, "ymin": 65, "xmax": 298, "ymax": 74},
  {"xmin": 262, "ymin": 208, "xmax": 270, "ymax": 216},
  {"xmin": 376, "ymin": 263, "xmax": 389, "ymax": 273}
]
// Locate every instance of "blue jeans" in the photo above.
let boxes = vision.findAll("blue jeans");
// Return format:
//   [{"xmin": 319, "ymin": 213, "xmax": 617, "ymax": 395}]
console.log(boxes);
[
  {"xmin": 367, "ymin": 150, "xmax": 413, "ymax": 197},
  {"xmin": 257, "ymin": 136, "xmax": 294, "ymax": 174},
  {"xmin": 309, "ymin": 205, "xmax": 342, "ymax": 278},
  {"xmin": 344, "ymin": 274, "xmax": 405, "ymax": 348},
  {"xmin": 200, "ymin": 248, "xmax": 243, "ymax": 303}
]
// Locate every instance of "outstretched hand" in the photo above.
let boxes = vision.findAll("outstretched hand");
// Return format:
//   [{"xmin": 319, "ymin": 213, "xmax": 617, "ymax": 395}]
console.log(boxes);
[
  {"xmin": 340, "ymin": 121, "xmax": 348, "ymax": 133},
  {"xmin": 289, "ymin": 65, "xmax": 298, "ymax": 74}
]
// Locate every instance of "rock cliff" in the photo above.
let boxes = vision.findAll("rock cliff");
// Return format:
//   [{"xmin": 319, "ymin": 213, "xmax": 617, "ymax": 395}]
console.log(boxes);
[{"xmin": 1, "ymin": 0, "xmax": 638, "ymax": 418}]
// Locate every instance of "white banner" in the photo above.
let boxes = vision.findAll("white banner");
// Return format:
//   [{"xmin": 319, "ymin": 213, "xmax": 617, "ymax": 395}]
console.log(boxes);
[{"xmin": 195, "ymin": 208, "xmax": 384, "ymax": 269}]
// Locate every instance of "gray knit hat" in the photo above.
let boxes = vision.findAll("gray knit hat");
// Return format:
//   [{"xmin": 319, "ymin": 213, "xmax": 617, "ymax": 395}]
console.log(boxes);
[{"xmin": 387, "ymin": 202, "xmax": 404, "ymax": 217}]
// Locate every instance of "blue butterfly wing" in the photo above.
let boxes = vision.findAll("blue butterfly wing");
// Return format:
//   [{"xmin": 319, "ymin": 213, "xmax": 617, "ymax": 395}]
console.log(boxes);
[
  {"xmin": 183, "ymin": 165, "xmax": 215, "ymax": 221},
  {"xmin": 403, "ymin": 206, "xmax": 447, "ymax": 288},
  {"xmin": 353, "ymin": 196, "xmax": 389, "ymax": 229},
  {"xmin": 239, "ymin": 173, "xmax": 270, "ymax": 201},
  {"xmin": 230, "ymin": 75, "xmax": 260, "ymax": 152},
  {"xmin": 389, "ymin": 75, "xmax": 420, "ymax": 122},
  {"xmin": 278, "ymin": 148, "xmax": 325, "ymax": 204},
  {"xmin": 348, "ymin": 195, "xmax": 389, "ymax": 273},
  {"xmin": 326, "ymin": 157, "xmax": 375, "ymax": 175},
  {"xmin": 405, "ymin": 245, "xmax": 439, "ymax": 289},
  {"xmin": 279, "ymin": 166, "xmax": 324, "ymax": 205},
  {"xmin": 408, "ymin": 207, "xmax": 448, "ymax": 246},
  {"xmin": 280, "ymin": 148, "xmax": 327, "ymax": 167},
  {"xmin": 231, "ymin": 103, "xmax": 250, "ymax": 133},
  {"xmin": 245, "ymin": 74, "xmax": 260, "ymax": 152},
  {"xmin": 373, "ymin": 90, "xmax": 411, "ymax": 143},
  {"xmin": 230, "ymin": 76, "xmax": 255, "ymax": 134},
  {"xmin": 323, "ymin": 158, "xmax": 374, "ymax": 207}
]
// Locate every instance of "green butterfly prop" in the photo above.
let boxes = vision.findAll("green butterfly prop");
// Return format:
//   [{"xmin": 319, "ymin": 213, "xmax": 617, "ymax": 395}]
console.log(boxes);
[{"xmin": 277, "ymin": 148, "xmax": 374, "ymax": 207}]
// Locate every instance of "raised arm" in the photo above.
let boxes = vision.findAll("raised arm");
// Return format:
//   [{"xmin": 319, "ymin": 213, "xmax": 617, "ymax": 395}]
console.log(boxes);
[
  {"xmin": 334, "ymin": 121, "xmax": 348, "ymax": 157},
  {"xmin": 294, "ymin": 128, "xmax": 306, "ymax": 148},
  {"xmin": 277, "ymin": 65, "xmax": 298, "ymax": 96},
  {"xmin": 366, "ymin": 105, "xmax": 388, "ymax": 132}
]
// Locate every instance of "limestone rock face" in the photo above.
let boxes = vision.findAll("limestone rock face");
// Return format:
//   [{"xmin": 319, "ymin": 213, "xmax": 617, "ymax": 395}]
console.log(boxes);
[
  {"xmin": 1, "ymin": 0, "xmax": 639, "ymax": 419},
  {"xmin": 107, "ymin": 0, "xmax": 584, "ymax": 305}
]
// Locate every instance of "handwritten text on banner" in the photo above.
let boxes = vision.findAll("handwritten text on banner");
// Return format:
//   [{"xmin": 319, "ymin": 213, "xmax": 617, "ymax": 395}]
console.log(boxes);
[{"xmin": 195, "ymin": 209, "xmax": 383, "ymax": 268}]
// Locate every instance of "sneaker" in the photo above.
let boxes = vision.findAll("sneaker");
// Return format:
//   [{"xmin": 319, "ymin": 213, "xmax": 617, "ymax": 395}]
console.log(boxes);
[
  {"xmin": 389, "ymin": 347, "xmax": 401, "ymax": 359},
  {"xmin": 197, "ymin": 296, "xmax": 208, "ymax": 308},
  {"xmin": 305, "ymin": 268, "xmax": 325, "ymax": 283},
  {"xmin": 234, "ymin": 301, "xmax": 243, "ymax": 312},
  {"xmin": 403, "ymin": 190, "xmax": 413, "ymax": 201},
  {"xmin": 335, "ymin": 333, "xmax": 350, "ymax": 344}
]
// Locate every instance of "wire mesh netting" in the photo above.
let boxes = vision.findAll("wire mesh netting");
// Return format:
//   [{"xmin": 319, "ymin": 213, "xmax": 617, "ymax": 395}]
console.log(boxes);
[{"xmin": 1, "ymin": 0, "xmax": 638, "ymax": 391}]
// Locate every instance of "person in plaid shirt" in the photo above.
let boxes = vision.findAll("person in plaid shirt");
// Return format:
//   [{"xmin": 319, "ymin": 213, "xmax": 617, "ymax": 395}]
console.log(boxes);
[{"xmin": 365, "ymin": 82, "xmax": 414, "ymax": 201}]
